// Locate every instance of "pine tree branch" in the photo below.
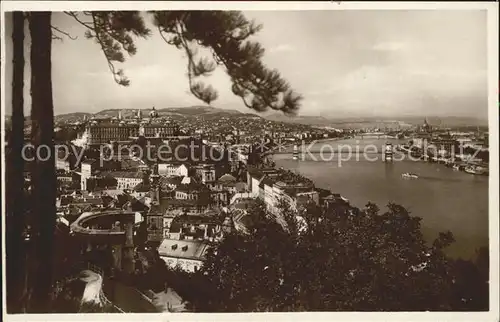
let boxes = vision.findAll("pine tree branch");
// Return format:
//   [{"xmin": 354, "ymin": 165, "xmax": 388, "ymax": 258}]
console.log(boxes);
[
  {"xmin": 175, "ymin": 24, "xmax": 208, "ymax": 102},
  {"xmin": 64, "ymin": 11, "xmax": 94, "ymax": 29},
  {"xmin": 90, "ymin": 12, "xmax": 129, "ymax": 86},
  {"xmin": 159, "ymin": 24, "xmax": 217, "ymax": 105},
  {"xmin": 66, "ymin": 11, "xmax": 150, "ymax": 87},
  {"xmin": 51, "ymin": 26, "xmax": 78, "ymax": 41},
  {"xmin": 157, "ymin": 11, "xmax": 302, "ymax": 113}
]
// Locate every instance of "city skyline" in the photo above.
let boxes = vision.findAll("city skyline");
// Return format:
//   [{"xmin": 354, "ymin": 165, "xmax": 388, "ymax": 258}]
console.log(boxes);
[{"xmin": 3, "ymin": 10, "xmax": 489, "ymax": 119}]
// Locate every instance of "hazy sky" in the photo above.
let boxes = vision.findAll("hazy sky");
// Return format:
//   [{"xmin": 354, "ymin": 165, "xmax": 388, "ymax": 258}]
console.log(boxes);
[{"xmin": 3, "ymin": 10, "xmax": 488, "ymax": 118}]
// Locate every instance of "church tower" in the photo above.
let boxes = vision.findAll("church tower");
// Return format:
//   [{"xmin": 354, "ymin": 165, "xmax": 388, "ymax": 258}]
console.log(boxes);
[
  {"xmin": 149, "ymin": 106, "xmax": 159, "ymax": 119},
  {"xmin": 150, "ymin": 164, "xmax": 161, "ymax": 205},
  {"xmin": 422, "ymin": 117, "xmax": 431, "ymax": 133}
]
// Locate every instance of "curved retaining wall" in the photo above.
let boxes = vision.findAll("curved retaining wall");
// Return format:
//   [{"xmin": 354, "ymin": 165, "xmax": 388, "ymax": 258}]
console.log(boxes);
[{"xmin": 70, "ymin": 211, "xmax": 139, "ymax": 243}]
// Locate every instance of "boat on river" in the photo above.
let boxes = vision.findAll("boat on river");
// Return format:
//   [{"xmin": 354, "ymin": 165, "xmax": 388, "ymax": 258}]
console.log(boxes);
[
  {"xmin": 402, "ymin": 172, "xmax": 419, "ymax": 179},
  {"xmin": 464, "ymin": 165, "xmax": 488, "ymax": 175}
]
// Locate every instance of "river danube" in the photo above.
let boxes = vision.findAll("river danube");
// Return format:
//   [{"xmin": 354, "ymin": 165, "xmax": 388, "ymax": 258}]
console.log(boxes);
[{"xmin": 273, "ymin": 138, "xmax": 489, "ymax": 259}]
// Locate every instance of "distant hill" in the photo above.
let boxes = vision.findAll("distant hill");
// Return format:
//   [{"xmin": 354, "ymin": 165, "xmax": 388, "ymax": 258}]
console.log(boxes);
[
  {"xmin": 264, "ymin": 113, "xmax": 488, "ymax": 129},
  {"xmin": 53, "ymin": 106, "xmax": 260, "ymax": 123},
  {"xmin": 161, "ymin": 106, "xmax": 243, "ymax": 116},
  {"xmin": 46, "ymin": 107, "xmax": 487, "ymax": 128},
  {"xmin": 264, "ymin": 113, "xmax": 334, "ymax": 126},
  {"xmin": 54, "ymin": 112, "xmax": 93, "ymax": 124}
]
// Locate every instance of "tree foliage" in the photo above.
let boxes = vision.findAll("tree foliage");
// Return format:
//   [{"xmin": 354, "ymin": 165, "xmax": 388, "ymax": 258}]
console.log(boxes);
[
  {"xmin": 65, "ymin": 11, "xmax": 151, "ymax": 86},
  {"xmin": 63, "ymin": 11, "xmax": 302, "ymax": 114},
  {"xmin": 153, "ymin": 11, "xmax": 302, "ymax": 113},
  {"xmin": 171, "ymin": 201, "xmax": 489, "ymax": 312}
]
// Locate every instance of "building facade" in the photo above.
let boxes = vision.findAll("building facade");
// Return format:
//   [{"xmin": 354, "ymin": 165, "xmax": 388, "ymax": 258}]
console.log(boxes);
[
  {"xmin": 142, "ymin": 122, "xmax": 180, "ymax": 138},
  {"xmin": 80, "ymin": 160, "xmax": 95, "ymax": 191},
  {"xmin": 111, "ymin": 172, "xmax": 144, "ymax": 190},
  {"xmin": 86, "ymin": 123, "xmax": 140, "ymax": 145},
  {"xmin": 158, "ymin": 239, "xmax": 210, "ymax": 273},
  {"xmin": 158, "ymin": 163, "xmax": 189, "ymax": 177}
]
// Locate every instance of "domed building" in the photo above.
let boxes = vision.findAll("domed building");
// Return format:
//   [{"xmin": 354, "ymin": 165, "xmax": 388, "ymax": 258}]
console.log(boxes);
[
  {"xmin": 149, "ymin": 106, "xmax": 159, "ymax": 119},
  {"xmin": 421, "ymin": 118, "xmax": 432, "ymax": 133}
]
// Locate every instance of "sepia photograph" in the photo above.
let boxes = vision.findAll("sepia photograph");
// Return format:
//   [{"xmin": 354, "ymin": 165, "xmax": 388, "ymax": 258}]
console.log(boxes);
[{"xmin": 1, "ymin": 1, "xmax": 498, "ymax": 321}]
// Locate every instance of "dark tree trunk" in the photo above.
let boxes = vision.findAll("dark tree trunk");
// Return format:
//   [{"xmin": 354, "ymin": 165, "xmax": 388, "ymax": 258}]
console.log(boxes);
[
  {"xmin": 6, "ymin": 11, "xmax": 26, "ymax": 314},
  {"xmin": 28, "ymin": 12, "xmax": 56, "ymax": 313}
]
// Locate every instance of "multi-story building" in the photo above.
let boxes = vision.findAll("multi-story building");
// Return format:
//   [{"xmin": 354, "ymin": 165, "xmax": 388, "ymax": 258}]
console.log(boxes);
[
  {"xmin": 86, "ymin": 123, "xmax": 140, "ymax": 146},
  {"xmin": 57, "ymin": 173, "xmax": 73, "ymax": 185},
  {"xmin": 412, "ymin": 134, "xmax": 432, "ymax": 149},
  {"xmin": 175, "ymin": 182, "xmax": 211, "ymax": 203},
  {"xmin": 246, "ymin": 167, "xmax": 318, "ymax": 216},
  {"xmin": 165, "ymin": 214, "xmax": 222, "ymax": 241},
  {"xmin": 194, "ymin": 164, "xmax": 217, "ymax": 188},
  {"xmin": 158, "ymin": 163, "xmax": 189, "ymax": 177},
  {"xmin": 429, "ymin": 139, "xmax": 458, "ymax": 156},
  {"xmin": 55, "ymin": 145, "xmax": 79, "ymax": 171},
  {"xmin": 80, "ymin": 160, "xmax": 97, "ymax": 191},
  {"xmin": 56, "ymin": 159, "xmax": 71, "ymax": 172},
  {"xmin": 158, "ymin": 176, "xmax": 183, "ymax": 192},
  {"xmin": 142, "ymin": 122, "xmax": 180, "ymax": 138},
  {"xmin": 158, "ymin": 239, "xmax": 210, "ymax": 273},
  {"xmin": 110, "ymin": 171, "xmax": 144, "ymax": 190}
]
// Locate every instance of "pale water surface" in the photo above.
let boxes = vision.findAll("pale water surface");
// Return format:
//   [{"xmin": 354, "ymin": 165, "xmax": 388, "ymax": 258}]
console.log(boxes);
[{"xmin": 273, "ymin": 139, "xmax": 489, "ymax": 259}]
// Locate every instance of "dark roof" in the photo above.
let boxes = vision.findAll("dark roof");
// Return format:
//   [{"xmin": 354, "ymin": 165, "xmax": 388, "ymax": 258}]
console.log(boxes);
[
  {"xmin": 218, "ymin": 173, "xmax": 236, "ymax": 182},
  {"xmin": 160, "ymin": 176, "xmax": 183, "ymax": 187},
  {"xmin": 158, "ymin": 239, "xmax": 210, "ymax": 261},
  {"xmin": 259, "ymin": 177, "xmax": 275, "ymax": 188},
  {"xmin": 231, "ymin": 198, "xmax": 259, "ymax": 210},
  {"xmin": 143, "ymin": 123, "xmax": 178, "ymax": 128},
  {"xmin": 82, "ymin": 159, "xmax": 98, "ymax": 165},
  {"xmin": 161, "ymin": 198, "xmax": 211, "ymax": 208},
  {"xmin": 149, "ymin": 198, "xmax": 210, "ymax": 216},
  {"xmin": 155, "ymin": 139, "xmax": 223, "ymax": 164},
  {"xmin": 133, "ymin": 182, "xmax": 151, "ymax": 193},
  {"xmin": 127, "ymin": 198, "xmax": 150, "ymax": 212},
  {"xmin": 89, "ymin": 123, "xmax": 139, "ymax": 128},
  {"xmin": 171, "ymin": 214, "xmax": 221, "ymax": 226},
  {"xmin": 176, "ymin": 182, "xmax": 209, "ymax": 193},
  {"xmin": 59, "ymin": 196, "xmax": 74, "ymax": 206},
  {"xmin": 247, "ymin": 168, "xmax": 265, "ymax": 180},
  {"xmin": 108, "ymin": 171, "xmax": 143, "ymax": 179}
]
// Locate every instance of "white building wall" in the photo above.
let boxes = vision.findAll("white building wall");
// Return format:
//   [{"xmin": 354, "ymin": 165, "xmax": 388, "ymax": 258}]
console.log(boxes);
[
  {"xmin": 56, "ymin": 159, "xmax": 71, "ymax": 172},
  {"xmin": 176, "ymin": 164, "xmax": 189, "ymax": 177},
  {"xmin": 251, "ymin": 177, "xmax": 260, "ymax": 196},
  {"xmin": 264, "ymin": 184, "xmax": 276, "ymax": 213},
  {"xmin": 160, "ymin": 256, "xmax": 203, "ymax": 273},
  {"xmin": 80, "ymin": 163, "xmax": 92, "ymax": 191},
  {"xmin": 158, "ymin": 164, "xmax": 176, "ymax": 177},
  {"xmin": 117, "ymin": 178, "xmax": 142, "ymax": 190}
]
